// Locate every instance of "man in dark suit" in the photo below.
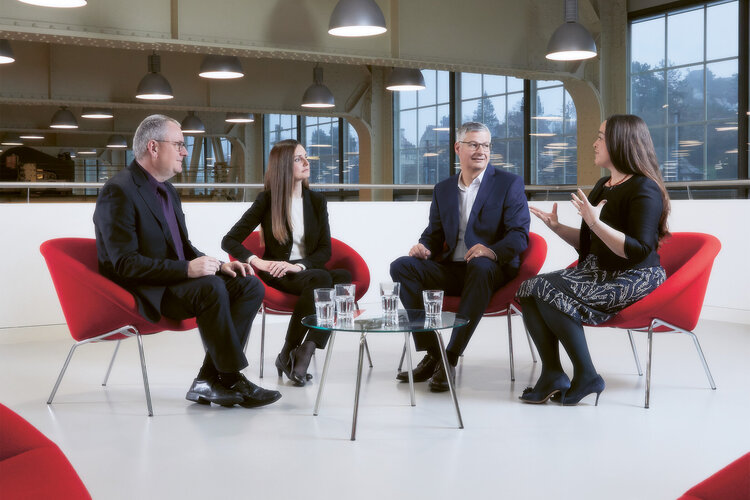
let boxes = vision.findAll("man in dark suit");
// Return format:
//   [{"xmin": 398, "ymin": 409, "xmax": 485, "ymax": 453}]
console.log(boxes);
[
  {"xmin": 93, "ymin": 114, "xmax": 280, "ymax": 408},
  {"xmin": 390, "ymin": 122, "xmax": 530, "ymax": 392}
]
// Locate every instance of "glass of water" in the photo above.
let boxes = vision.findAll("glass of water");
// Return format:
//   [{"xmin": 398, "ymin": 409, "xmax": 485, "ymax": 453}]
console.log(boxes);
[
  {"xmin": 314, "ymin": 288, "xmax": 335, "ymax": 326},
  {"xmin": 334, "ymin": 283, "xmax": 356, "ymax": 320},
  {"xmin": 422, "ymin": 290, "xmax": 444, "ymax": 317},
  {"xmin": 380, "ymin": 282, "xmax": 400, "ymax": 317}
]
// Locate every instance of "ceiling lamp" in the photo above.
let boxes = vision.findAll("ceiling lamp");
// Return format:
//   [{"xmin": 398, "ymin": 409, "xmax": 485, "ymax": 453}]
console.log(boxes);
[
  {"xmin": 16, "ymin": 0, "xmax": 86, "ymax": 7},
  {"xmin": 1, "ymin": 134, "xmax": 23, "ymax": 146},
  {"xmin": 225, "ymin": 112, "xmax": 255, "ymax": 123},
  {"xmin": 386, "ymin": 67, "xmax": 426, "ymax": 91},
  {"xmin": 301, "ymin": 66, "xmax": 335, "ymax": 108},
  {"xmin": 199, "ymin": 55, "xmax": 244, "ymax": 79},
  {"xmin": 81, "ymin": 108, "xmax": 113, "ymax": 119},
  {"xmin": 106, "ymin": 134, "xmax": 128, "ymax": 148},
  {"xmin": 546, "ymin": 0, "xmax": 597, "ymax": 61},
  {"xmin": 181, "ymin": 111, "xmax": 205, "ymax": 134},
  {"xmin": 50, "ymin": 107, "xmax": 78, "ymax": 129},
  {"xmin": 136, "ymin": 52, "xmax": 174, "ymax": 100},
  {"xmin": 328, "ymin": 0, "xmax": 387, "ymax": 37},
  {"xmin": 0, "ymin": 39, "xmax": 15, "ymax": 64},
  {"xmin": 19, "ymin": 133, "xmax": 44, "ymax": 140}
]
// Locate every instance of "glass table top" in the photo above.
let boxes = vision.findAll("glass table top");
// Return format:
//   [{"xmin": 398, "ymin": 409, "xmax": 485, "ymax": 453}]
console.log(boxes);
[{"xmin": 301, "ymin": 308, "xmax": 469, "ymax": 334}]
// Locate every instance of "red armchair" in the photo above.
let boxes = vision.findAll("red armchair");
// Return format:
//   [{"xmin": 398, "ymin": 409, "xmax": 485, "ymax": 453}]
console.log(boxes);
[
  {"xmin": 40, "ymin": 238, "xmax": 197, "ymax": 416},
  {"xmin": 399, "ymin": 232, "xmax": 548, "ymax": 381},
  {"xmin": 580, "ymin": 232, "xmax": 721, "ymax": 408},
  {"xmin": 0, "ymin": 403, "xmax": 91, "ymax": 499},
  {"xmin": 229, "ymin": 232, "xmax": 371, "ymax": 377},
  {"xmin": 678, "ymin": 452, "xmax": 750, "ymax": 500}
]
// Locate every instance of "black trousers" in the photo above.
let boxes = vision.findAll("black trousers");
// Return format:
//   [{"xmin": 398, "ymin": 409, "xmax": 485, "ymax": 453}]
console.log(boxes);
[
  {"xmin": 390, "ymin": 256, "xmax": 517, "ymax": 357},
  {"xmin": 160, "ymin": 274, "xmax": 264, "ymax": 374},
  {"xmin": 260, "ymin": 268, "xmax": 352, "ymax": 349}
]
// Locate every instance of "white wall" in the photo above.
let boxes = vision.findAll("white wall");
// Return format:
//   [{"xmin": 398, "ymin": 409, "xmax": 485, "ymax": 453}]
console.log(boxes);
[{"xmin": 1, "ymin": 199, "xmax": 748, "ymax": 330}]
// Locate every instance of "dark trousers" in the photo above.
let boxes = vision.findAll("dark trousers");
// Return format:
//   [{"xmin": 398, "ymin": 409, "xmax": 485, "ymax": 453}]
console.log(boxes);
[
  {"xmin": 160, "ymin": 274, "xmax": 264, "ymax": 374},
  {"xmin": 390, "ymin": 256, "xmax": 517, "ymax": 358},
  {"xmin": 261, "ymin": 268, "xmax": 352, "ymax": 349}
]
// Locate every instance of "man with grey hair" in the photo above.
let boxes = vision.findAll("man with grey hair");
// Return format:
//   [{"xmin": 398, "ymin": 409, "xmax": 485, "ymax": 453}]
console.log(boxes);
[
  {"xmin": 390, "ymin": 121, "xmax": 530, "ymax": 392},
  {"xmin": 94, "ymin": 114, "xmax": 280, "ymax": 408}
]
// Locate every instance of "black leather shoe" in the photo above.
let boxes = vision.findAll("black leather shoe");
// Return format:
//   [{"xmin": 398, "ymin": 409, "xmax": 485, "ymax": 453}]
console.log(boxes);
[
  {"xmin": 428, "ymin": 360, "xmax": 456, "ymax": 393},
  {"xmin": 229, "ymin": 374, "xmax": 282, "ymax": 408},
  {"xmin": 396, "ymin": 353, "xmax": 438, "ymax": 382},
  {"xmin": 185, "ymin": 376, "xmax": 244, "ymax": 407}
]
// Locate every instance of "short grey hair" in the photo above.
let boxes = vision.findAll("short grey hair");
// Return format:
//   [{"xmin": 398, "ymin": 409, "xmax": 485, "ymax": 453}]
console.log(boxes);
[
  {"xmin": 456, "ymin": 122, "xmax": 491, "ymax": 142},
  {"xmin": 133, "ymin": 114, "xmax": 180, "ymax": 159}
]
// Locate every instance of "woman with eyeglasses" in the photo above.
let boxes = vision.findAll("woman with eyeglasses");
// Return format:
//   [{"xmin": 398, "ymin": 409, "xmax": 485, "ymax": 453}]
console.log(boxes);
[
  {"xmin": 516, "ymin": 114, "xmax": 670, "ymax": 406},
  {"xmin": 222, "ymin": 139, "xmax": 351, "ymax": 386}
]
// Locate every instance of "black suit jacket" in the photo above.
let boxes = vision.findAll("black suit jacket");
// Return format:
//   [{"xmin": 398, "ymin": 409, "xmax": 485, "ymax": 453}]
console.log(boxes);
[
  {"xmin": 419, "ymin": 166, "xmax": 530, "ymax": 268},
  {"xmin": 93, "ymin": 161, "xmax": 203, "ymax": 322},
  {"xmin": 222, "ymin": 187, "xmax": 331, "ymax": 270}
]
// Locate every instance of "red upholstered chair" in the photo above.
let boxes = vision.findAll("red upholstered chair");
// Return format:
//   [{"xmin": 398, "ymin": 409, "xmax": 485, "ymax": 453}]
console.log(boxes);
[
  {"xmin": 229, "ymin": 232, "xmax": 371, "ymax": 377},
  {"xmin": 678, "ymin": 452, "xmax": 750, "ymax": 500},
  {"xmin": 40, "ymin": 238, "xmax": 197, "ymax": 416},
  {"xmin": 577, "ymin": 232, "xmax": 721, "ymax": 408},
  {"xmin": 399, "ymin": 232, "xmax": 547, "ymax": 381},
  {"xmin": 0, "ymin": 403, "xmax": 91, "ymax": 499}
]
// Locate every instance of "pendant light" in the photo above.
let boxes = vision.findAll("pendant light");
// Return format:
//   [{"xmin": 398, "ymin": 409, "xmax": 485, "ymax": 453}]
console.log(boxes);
[
  {"xmin": 546, "ymin": 0, "xmax": 597, "ymax": 61},
  {"xmin": 81, "ymin": 108, "xmax": 113, "ymax": 119},
  {"xmin": 106, "ymin": 135, "xmax": 128, "ymax": 148},
  {"xmin": 50, "ymin": 107, "xmax": 78, "ymax": 129},
  {"xmin": 19, "ymin": 133, "xmax": 44, "ymax": 140},
  {"xmin": 0, "ymin": 39, "xmax": 15, "ymax": 64},
  {"xmin": 328, "ymin": 0, "xmax": 387, "ymax": 37},
  {"xmin": 301, "ymin": 66, "xmax": 335, "ymax": 108},
  {"xmin": 181, "ymin": 111, "xmax": 205, "ymax": 134},
  {"xmin": 386, "ymin": 67, "xmax": 426, "ymax": 91},
  {"xmin": 199, "ymin": 55, "xmax": 244, "ymax": 79},
  {"xmin": 136, "ymin": 52, "xmax": 174, "ymax": 100},
  {"xmin": 16, "ymin": 0, "xmax": 86, "ymax": 7},
  {"xmin": 225, "ymin": 112, "xmax": 255, "ymax": 123}
]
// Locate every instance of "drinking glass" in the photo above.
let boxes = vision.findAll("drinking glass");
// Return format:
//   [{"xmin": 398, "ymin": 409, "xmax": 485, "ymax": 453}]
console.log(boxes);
[
  {"xmin": 334, "ymin": 283, "xmax": 356, "ymax": 320},
  {"xmin": 314, "ymin": 288, "xmax": 335, "ymax": 326},
  {"xmin": 380, "ymin": 282, "xmax": 400, "ymax": 317},
  {"xmin": 422, "ymin": 289, "xmax": 444, "ymax": 317}
]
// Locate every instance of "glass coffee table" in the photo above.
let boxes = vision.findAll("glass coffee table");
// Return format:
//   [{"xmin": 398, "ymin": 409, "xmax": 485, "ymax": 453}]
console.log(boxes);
[{"xmin": 302, "ymin": 308, "xmax": 469, "ymax": 440}]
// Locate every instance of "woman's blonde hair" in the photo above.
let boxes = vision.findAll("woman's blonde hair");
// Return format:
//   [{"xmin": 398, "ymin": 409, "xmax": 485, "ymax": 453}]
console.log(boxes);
[{"xmin": 264, "ymin": 139, "xmax": 308, "ymax": 243}]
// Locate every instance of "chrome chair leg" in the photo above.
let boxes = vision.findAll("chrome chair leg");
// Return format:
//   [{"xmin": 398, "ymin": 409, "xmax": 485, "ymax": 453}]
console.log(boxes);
[
  {"xmin": 259, "ymin": 305, "xmax": 266, "ymax": 378},
  {"xmin": 627, "ymin": 330, "xmax": 643, "ymax": 376},
  {"xmin": 102, "ymin": 339, "xmax": 122, "ymax": 386},
  {"xmin": 350, "ymin": 333, "xmax": 367, "ymax": 441},
  {"xmin": 47, "ymin": 343, "xmax": 79, "ymax": 405},
  {"xmin": 507, "ymin": 310, "xmax": 515, "ymax": 381},
  {"xmin": 435, "ymin": 332, "xmax": 463, "ymax": 429},
  {"xmin": 405, "ymin": 332, "xmax": 415, "ymax": 406},
  {"xmin": 685, "ymin": 329, "xmax": 717, "ymax": 389},
  {"xmin": 313, "ymin": 332, "xmax": 336, "ymax": 416},
  {"xmin": 135, "ymin": 330, "xmax": 153, "ymax": 417},
  {"xmin": 645, "ymin": 321, "xmax": 655, "ymax": 409},
  {"xmin": 364, "ymin": 338, "xmax": 373, "ymax": 368}
]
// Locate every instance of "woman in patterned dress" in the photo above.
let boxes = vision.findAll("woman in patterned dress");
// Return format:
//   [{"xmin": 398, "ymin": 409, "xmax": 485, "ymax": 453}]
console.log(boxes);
[{"xmin": 516, "ymin": 114, "xmax": 671, "ymax": 406}]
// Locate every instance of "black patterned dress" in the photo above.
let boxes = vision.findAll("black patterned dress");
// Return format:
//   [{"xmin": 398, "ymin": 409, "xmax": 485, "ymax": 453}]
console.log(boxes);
[{"xmin": 516, "ymin": 175, "xmax": 667, "ymax": 325}]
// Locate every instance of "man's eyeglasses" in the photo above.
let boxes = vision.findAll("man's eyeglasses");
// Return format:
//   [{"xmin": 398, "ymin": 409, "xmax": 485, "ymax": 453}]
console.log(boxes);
[
  {"xmin": 156, "ymin": 140, "xmax": 187, "ymax": 151},
  {"xmin": 458, "ymin": 141, "xmax": 491, "ymax": 151},
  {"xmin": 293, "ymin": 155, "xmax": 309, "ymax": 163}
]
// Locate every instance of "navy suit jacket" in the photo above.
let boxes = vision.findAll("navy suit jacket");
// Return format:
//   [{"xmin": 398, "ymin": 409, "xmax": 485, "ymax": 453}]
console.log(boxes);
[
  {"xmin": 419, "ymin": 166, "xmax": 530, "ymax": 268},
  {"xmin": 93, "ymin": 161, "xmax": 203, "ymax": 322}
]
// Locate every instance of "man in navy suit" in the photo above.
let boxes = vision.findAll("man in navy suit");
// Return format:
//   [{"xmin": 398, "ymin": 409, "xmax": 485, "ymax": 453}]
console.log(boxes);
[
  {"xmin": 94, "ymin": 114, "xmax": 280, "ymax": 408},
  {"xmin": 390, "ymin": 122, "xmax": 530, "ymax": 392}
]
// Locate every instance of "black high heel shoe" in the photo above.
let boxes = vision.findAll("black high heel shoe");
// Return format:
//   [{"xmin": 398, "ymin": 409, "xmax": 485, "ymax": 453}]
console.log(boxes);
[
  {"xmin": 562, "ymin": 374, "xmax": 605, "ymax": 406},
  {"xmin": 519, "ymin": 373, "xmax": 571, "ymax": 404},
  {"xmin": 291, "ymin": 342, "xmax": 316, "ymax": 384},
  {"xmin": 275, "ymin": 353, "xmax": 306, "ymax": 386}
]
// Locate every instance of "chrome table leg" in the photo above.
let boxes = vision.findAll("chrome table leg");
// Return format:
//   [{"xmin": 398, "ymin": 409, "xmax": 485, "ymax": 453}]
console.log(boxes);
[
  {"xmin": 313, "ymin": 332, "xmax": 336, "ymax": 416},
  {"xmin": 350, "ymin": 333, "xmax": 367, "ymax": 440},
  {"xmin": 435, "ymin": 332, "xmax": 463, "ymax": 429}
]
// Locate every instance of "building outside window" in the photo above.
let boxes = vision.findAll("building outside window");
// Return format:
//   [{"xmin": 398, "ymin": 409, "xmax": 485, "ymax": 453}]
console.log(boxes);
[
  {"xmin": 530, "ymin": 81, "xmax": 578, "ymax": 185},
  {"xmin": 629, "ymin": 0, "xmax": 739, "ymax": 181}
]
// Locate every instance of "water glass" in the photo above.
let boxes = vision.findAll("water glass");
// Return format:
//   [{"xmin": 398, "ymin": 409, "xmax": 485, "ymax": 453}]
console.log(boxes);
[
  {"xmin": 334, "ymin": 283, "xmax": 356, "ymax": 320},
  {"xmin": 314, "ymin": 288, "xmax": 335, "ymax": 326},
  {"xmin": 380, "ymin": 282, "xmax": 400, "ymax": 317},
  {"xmin": 422, "ymin": 290, "xmax": 444, "ymax": 317}
]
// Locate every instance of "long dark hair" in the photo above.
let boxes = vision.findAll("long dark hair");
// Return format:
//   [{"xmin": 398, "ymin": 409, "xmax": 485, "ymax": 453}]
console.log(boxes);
[
  {"xmin": 604, "ymin": 114, "xmax": 670, "ymax": 242},
  {"xmin": 264, "ymin": 139, "xmax": 309, "ymax": 244}
]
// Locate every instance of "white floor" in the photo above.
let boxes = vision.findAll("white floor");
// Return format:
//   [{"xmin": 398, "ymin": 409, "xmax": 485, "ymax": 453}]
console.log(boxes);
[{"xmin": 1, "ymin": 316, "xmax": 748, "ymax": 500}]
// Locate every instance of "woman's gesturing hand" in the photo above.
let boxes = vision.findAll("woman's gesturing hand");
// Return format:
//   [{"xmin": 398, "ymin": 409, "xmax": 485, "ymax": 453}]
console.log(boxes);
[
  {"xmin": 571, "ymin": 188, "xmax": 606, "ymax": 229},
  {"xmin": 529, "ymin": 203, "xmax": 560, "ymax": 231}
]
